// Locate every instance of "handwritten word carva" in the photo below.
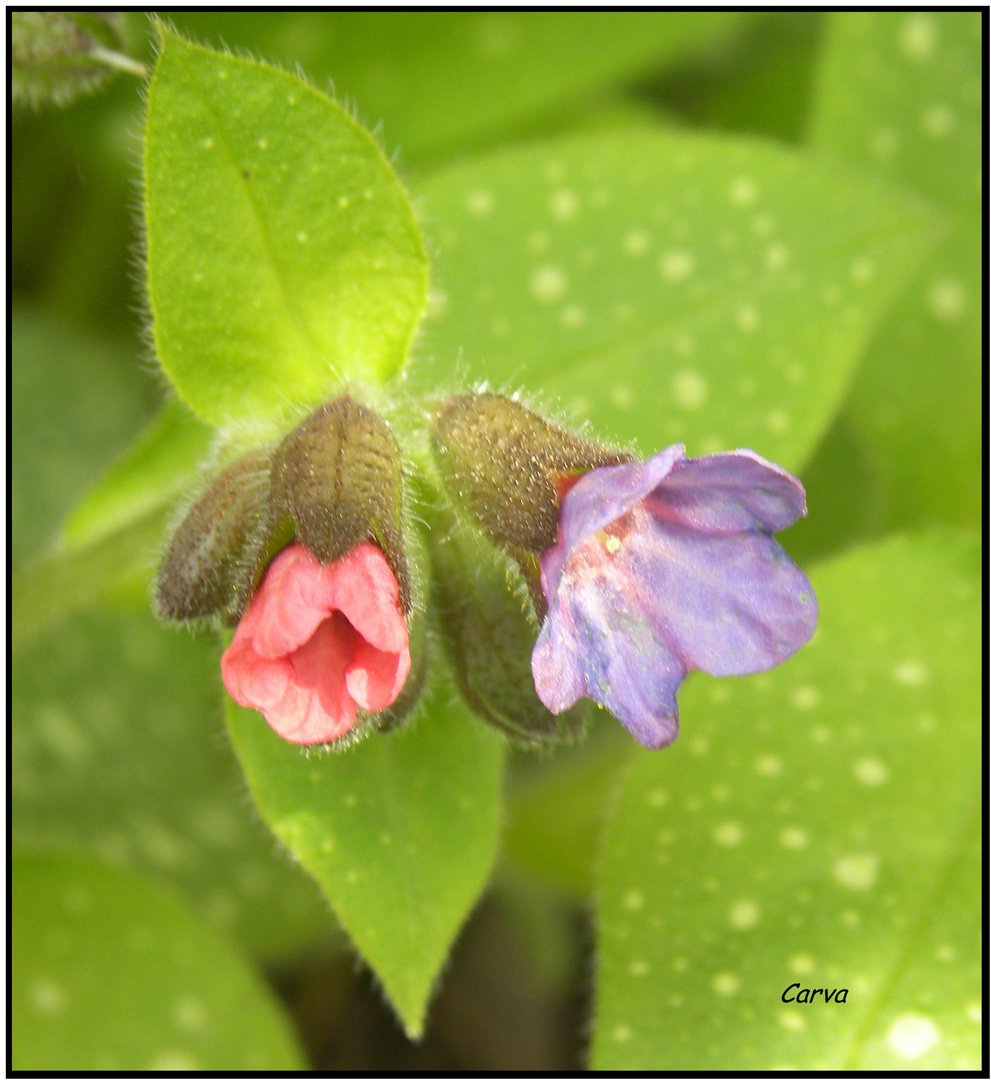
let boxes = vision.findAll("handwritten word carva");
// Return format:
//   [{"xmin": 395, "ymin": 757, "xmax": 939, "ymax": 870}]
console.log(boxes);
[{"xmin": 782, "ymin": 983, "xmax": 848, "ymax": 1003}]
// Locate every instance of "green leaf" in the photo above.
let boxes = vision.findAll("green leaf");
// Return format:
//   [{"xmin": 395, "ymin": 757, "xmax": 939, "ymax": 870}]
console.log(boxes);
[
  {"xmin": 12, "ymin": 507, "xmax": 166, "ymax": 654},
  {"xmin": 592, "ymin": 533, "xmax": 981, "ymax": 1069},
  {"xmin": 143, "ymin": 27, "xmax": 428, "ymax": 428},
  {"xmin": 170, "ymin": 12, "xmax": 749, "ymax": 162},
  {"xmin": 12, "ymin": 308, "xmax": 156, "ymax": 570},
  {"xmin": 14, "ymin": 398, "xmax": 211, "ymax": 651},
  {"xmin": 503, "ymin": 726, "xmax": 634, "ymax": 895},
  {"xmin": 852, "ymin": 816, "xmax": 981, "ymax": 1069},
  {"xmin": 12, "ymin": 12, "xmax": 143, "ymax": 110},
  {"xmin": 61, "ymin": 398, "xmax": 212, "ymax": 548},
  {"xmin": 226, "ymin": 681, "xmax": 505, "ymax": 1038},
  {"xmin": 13, "ymin": 609, "xmax": 334, "ymax": 960},
  {"xmin": 417, "ymin": 129, "xmax": 938, "ymax": 473},
  {"xmin": 777, "ymin": 410, "xmax": 881, "ymax": 566},
  {"xmin": 12, "ymin": 852, "xmax": 305, "ymax": 1070},
  {"xmin": 812, "ymin": 12, "xmax": 980, "ymax": 217},
  {"xmin": 662, "ymin": 13, "xmax": 825, "ymax": 144},
  {"xmin": 810, "ymin": 12, "xmax": 981, "ymax": 530},
  {"xmin": 11, "ymin": 309, "xmax": 188, "ymax": 650}
]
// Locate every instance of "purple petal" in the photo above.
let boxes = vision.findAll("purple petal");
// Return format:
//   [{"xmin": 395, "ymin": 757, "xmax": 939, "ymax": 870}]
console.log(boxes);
[
  {"xmin": 542, "ymin": 445, "xmax": 685, "ymax": 601},
  {"xmin": 623, "ymin": 511, "xmax": 817, "ymax": 676},
  {"xmin": 652, "ymin": 450, "xmax": 807, "ymax": 535},
  {"xmin": 532, "ymin": 575, "xmax": 683, "ymax": 749}
]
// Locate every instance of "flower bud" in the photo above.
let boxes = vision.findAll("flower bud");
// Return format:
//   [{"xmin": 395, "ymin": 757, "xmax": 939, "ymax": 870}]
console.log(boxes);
[
  {"xmin": 431, "ymin": 393, "xmax": 629, "ymax": 555},
  {"xmin": 429, "ymin": 521, "xmax": 589, "ymax": 747},
  {"xmin": 269, "ymin": 397, "xmax": 411, "ymax": 611},
  {"xmin": 156, "ymin": 448, "xmax": 277, "ymax": 625}
]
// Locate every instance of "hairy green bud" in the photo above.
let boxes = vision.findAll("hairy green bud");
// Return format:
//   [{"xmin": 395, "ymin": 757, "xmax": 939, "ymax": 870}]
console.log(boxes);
[
  {"xmin": 156, "ymin": 449, "xmax": 276, "ymax": 625},
  {"xmin": 431, "ymin": 393, "xmax": 628, "ymax": 555},
  {"xmin": 269, "ymin": 397, "xmax": 411, "ymax": 611},
  {"xmin": 430, "ymin": 521, "xmax": 588, "ymax": 748}
]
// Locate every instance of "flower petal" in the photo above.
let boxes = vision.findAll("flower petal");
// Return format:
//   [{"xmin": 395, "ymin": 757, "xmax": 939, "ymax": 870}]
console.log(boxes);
[
  {"xmin": 220, "ymin": 542, "xmax": 410, "ymax": 745},
  {"xmin": 542, "ymin": 445, "xmax": 685, "ymax": 601},
  {"xmin": 345, "ymin": 636, "xmax": 411, "ymax": 712},
  {"xmin": 251, "ymin": 545, "xmax": 333, "ymax": 659},
  {"xmin": 530, "ymin": 596, "xmax": 588, "ymax": 714},
  {"xmin": 621, "ymin": 508, "xmax": 818, "ymax": 676},
  {"xmin": 329, "ymin": 543, "xmax": 408, "ymax": 653},
  {"xmin": 651, "ymin": 449, "xmax": 807, "ymax": 534},
  {"xmin": 221, "ymin": 637, "xmax": 292, "ymax": 710},
  {"xmin": 281, "ymin": 613, "xmax": 359, "ymax": 742},
  {"xmin": 533, "ymin": 574, "xmax": 683, "ymax": 749}
]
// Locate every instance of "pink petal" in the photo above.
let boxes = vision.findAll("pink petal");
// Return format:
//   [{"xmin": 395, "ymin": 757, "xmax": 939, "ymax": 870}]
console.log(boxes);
[
  {"xmin": 221, "ymin": 639, "xmax": 292, "ymax": 710},
  {"xmin": 252, "ymin": 546, "xmax": 334, "ymax": 660},
  {"xmin": 271, "ymin": 681, "xmax": 350, "ymax": 745},
  {"xmin": 329, "ymin": 544, "xmax": 408, "ymax": 653},
  {"xmin": 346, "ymin": 636, "xmax": 411, "ymax": 712},
  {"xmin": 290, "ymin": 613, "xmax": 359, "ymax": 732},
  {"xmin": 220, "ymin": 540, "xmax": 411, "ymax": 745}
]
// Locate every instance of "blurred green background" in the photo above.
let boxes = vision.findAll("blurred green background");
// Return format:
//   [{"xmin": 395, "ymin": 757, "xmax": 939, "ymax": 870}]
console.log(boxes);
[{"xmin": 12, "ymin": 12, "xmax": 981, "ymax": 1070}]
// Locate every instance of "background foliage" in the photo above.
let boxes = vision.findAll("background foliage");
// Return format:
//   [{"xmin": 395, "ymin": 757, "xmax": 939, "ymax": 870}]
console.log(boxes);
[{"xmin": 12, "ymin": 12, "xmax": 981, "ymax": 1070}]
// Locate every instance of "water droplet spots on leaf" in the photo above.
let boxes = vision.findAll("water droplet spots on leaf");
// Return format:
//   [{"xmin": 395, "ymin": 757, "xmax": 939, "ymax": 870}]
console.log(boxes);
[
  {"xmin": 833, "ymin": 853, "xmax": 879, "ymax": 890},
  {"xmin": 853, "ymin": 757, "xmax": 889, "ymax": 786},
  {"xmin": 899, "ymin": 15, "xmax": 938, "ymax": 61},
  {"xmin": 712, "ymin": 821, "xmax": 744, "ymax": 846},
  {"xmin": 728, "ymin": 176, "xmax": 758, "ymax": 207},
  {"xmin": 887, "ymin": 1014, "xmax": 940, "ymax": 1060},
  {"xmin": 530, "ymin": 265, "xmax": 567, "ymax": 303},
  {"xmin": 712, "ymin": 971, "xmax": 740, "ymax": 996}
]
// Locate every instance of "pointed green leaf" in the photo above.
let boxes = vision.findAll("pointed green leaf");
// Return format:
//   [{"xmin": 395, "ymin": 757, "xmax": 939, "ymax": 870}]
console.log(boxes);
[
  {"xmin": 12, "ymin": 307, "xmax": 156, "ymax": 571},
  {"xmin": 12, "ymin": 507, "xmax": 167, "ymax": 653},
  {"xmin": 810, "ymin": 12, "xmax": 981, "ymax": 530},
  {"xmin": 144, "ymin": 27, "xmax": 428, "ymax": 427},
  {"xmin": 12, "ymin": 852, "xmax": 305, "ymax": 1070},
  {"xmin": 418, "ymin": 129, "xmax": 938, "ymax": 473},
  {"xmin": 61, "ymin": 398, "xmax": 212, "ymax": 548},
  {"xmin": 593, "ymin": 533, "xmax": 980, "ymax": 1069},
  {"xmin": 13, "ymin": 610, "xmax": 334, "ymax": 960},
  {"xmin": 226, "ymin": 682, "xmax": 504, "ymax": 1037},
  {"xmin": 14, "ymin": 398, "xmax": 212, "ymax": 650}
]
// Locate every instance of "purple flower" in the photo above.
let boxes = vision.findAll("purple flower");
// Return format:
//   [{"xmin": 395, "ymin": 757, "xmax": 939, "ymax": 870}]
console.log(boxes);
[{"xmin": 531, "ymin": 445, "xmax": 818, "ymax": 749}]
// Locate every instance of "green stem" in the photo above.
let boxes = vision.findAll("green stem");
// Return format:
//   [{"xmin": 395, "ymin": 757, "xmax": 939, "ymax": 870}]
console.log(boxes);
[{"xmin": 88, "ymin": 46, "xmax": 146, "ymax": 79}]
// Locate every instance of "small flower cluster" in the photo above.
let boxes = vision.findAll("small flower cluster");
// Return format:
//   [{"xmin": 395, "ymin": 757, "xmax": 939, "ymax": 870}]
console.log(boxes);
[{"xmin": 158, "ymin": 391, "xmax": 817, "ymax": 751}]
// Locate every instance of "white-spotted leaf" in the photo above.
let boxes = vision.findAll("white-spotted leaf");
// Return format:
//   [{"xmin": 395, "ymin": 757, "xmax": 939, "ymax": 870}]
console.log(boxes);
[
  {"xmin": 12, "ymin": 852, "xmax": 305, "ymax": 1070},
  {"xmin": 417, "ymin": 129, "xmax": 937, "ymax": 472},
  {"xmin": 811, "ymin": 12, "xmax": 981, "ymax": 530},
  {"xmin": 226, "ymin": 681, "xmax": 504, "ymax": 1038},
  {"xmin": 592, "ymin": 533, "xmax": 980, "ymax": 1069}
]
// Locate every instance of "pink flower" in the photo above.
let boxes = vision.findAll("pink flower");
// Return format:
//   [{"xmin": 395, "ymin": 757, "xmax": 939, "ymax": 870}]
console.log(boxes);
[{"xmin": 221, "ymin": 542, "xmax": 411, "ymax": 744}]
